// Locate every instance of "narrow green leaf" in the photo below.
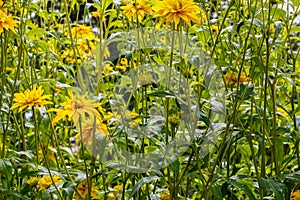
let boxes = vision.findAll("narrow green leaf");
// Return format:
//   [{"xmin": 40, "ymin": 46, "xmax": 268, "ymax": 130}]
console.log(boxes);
[{"xmin": 128, "ymin": 176, "xmax": 159, "ymax": 199}]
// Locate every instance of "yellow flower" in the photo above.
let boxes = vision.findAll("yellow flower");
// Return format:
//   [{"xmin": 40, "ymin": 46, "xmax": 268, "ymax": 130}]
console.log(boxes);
[
  {"xmin": 104, "ymin": 64, "xmax": 114, "ymax": 74},
  {"xmin": 39, "ymin": 146, "xmax": 56, "ymax": 162},
  {"xmin": 0, "ymin": 10, "xmax": 18, "ymax": 34},
  {"xmin": 277, "ymin": 107, "xmax": 289, "ymax": 119},
  {"xmin": 38, "ymin": 174, "xmax": 63, "ymax": 191},
  {"xmin": 75, "ymin": 118, "xmax": 108, "ymax": 145},
  {"xmin": 11, "ymin": 85, "xmax": 52, "ymax": 112},
  {"xmin": 74, "ymin": 181, "xmax": 99, "ymax": 200},
  {"xmin": 224, "ymin": 70, "xmax": 248, "ymax": 86},
  {"xmin": 268, "ymin": 23, "xmax": 275, "ymax": 34},
  {"xmin": 121, "ymin": 0, "xmax": 152, "ymax": 20},
  {"xmin": 108, "ymin": 185, "xmax": 122, "ymax": 200},
  {"xmin": 152, "ymin": 0, "xmax": 201, "ymax": 28},
  {"xmin": 76, "ymin": 39, "xmax": 96, "ymax": 57},
  {"xmin": 48, "ymin": 91, "xmax": 103, "ymax": 126},
  {"xmin": 161, "ymin": 193, "xmax": 170, "ymax": 200},
  {"xmin": 71, "ymin": 24, "xmax": 95, "ymax": 40},
  {"xmin": 211, "ymin": 25, "xmax": 219, "ymax": 34},
  {"xmin": 27, "ymin": 177, "xmax": 41, "ymax": 186},
  {"xmin": 120, "ymin": 58, "xmax": 128, "ymax": 67},
  {"xmin": 291, "ymin": 191, "xmax": 300, "ymax": 200}
]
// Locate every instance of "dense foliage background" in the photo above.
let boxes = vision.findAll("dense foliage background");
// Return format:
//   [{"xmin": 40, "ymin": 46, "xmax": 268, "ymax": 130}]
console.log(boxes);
[{"xmin": 0, "ymin": 0, "xmax": 300, "ymax": 199}]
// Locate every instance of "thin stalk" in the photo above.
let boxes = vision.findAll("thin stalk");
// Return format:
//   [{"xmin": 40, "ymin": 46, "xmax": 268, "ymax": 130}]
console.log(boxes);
[
  {"xmin": 32, "ymin": 108, "xmax": 39, "ymax": 167},
  {"xmin": 78, "ymin": 116, "xmax": 91, "ymax": 200}
]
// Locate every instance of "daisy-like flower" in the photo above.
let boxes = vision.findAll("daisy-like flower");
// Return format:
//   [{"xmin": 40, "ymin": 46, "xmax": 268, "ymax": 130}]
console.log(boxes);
[
  {"xmin": 76, "ymin": 39, "xmax": 96, "ymax": 58},
  {"xmin": 152, "ymin": 0, "xmax": 201, "ymax": 28},
  {"xmin": 27, "ymin": 176, "xmax": 41, "ymax": 186},
  {"xmin": 0, "ymin": 10, "xmax": 18, "ymax": 34},
  {"xmin": 11, "ymin": 85, "xmax": 52, "ymax": 113},
  {"xmin": 48, "ymin": 91, "xmax": 103, "ymax": 126},
  {"xmin": 120, "ymin": 0, "xmax": 152, "ymax": 20},
  {"xmin": 38, "ymin": 174, "xmax": 63, "ymax": 191},
  {"xmin": 74, "ymin": 181, "xmax": 99, "ymax": 200},
  {"xmin": 224, "ymin": 70, "xmax": 248, "ymax": 86},
  {"xmin": 71, "ymin": 24, "xmax": 95, "ymax": 40},
  {"xmin": 75, "ymin": 118, "xmax": 108, "ymax": 145},
  {"xmin": 291, "ymin": 191, "xmax": 300, "ymax": 200}
]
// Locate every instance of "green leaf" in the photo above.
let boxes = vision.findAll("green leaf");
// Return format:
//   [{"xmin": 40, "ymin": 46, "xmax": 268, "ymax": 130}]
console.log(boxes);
[
  {"xmin": 260, "ymin": 178, "xmax": 286, "ymax": 200},
  {"xmin": 169, "ymin": 160, "xmax": 180, "ymax": 173},
  {"xmin": 128, "ymin": 176, "xmax": 159, "ymax": 199},
  {"xmin": 26, "ymin": 28, "xmax": 45, "ymax": 39},
  {"xmin": 8, "ymin": 150, "xmax": 35, "ymax": 160},
  {"xmin": 62, "ymin": 182, "xmax": 76, "ymax": 200},
  {"xmin": 209, "ymin": 184, "xmax": 223, "ymax": 200},
  {"xmin": 146, "ymin": 90, "xmax": 175, "ymax": 98},
  {"xmin": 0, "ymin": 188, "xmax": 30, "ymax": 200},
  {"xmin": 227, "ymin": 177, "xmax": 256, "ymax": 199},
  {"xmin": 0, "ymin": 158, "xmax": 13, "ymax": 182},
  {"xmin": 59, "ymin": 146, "xmax": 74, "ymax": 159}
]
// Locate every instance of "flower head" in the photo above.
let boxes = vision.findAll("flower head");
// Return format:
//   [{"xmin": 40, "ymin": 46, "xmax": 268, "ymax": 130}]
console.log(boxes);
[
  {"xmin": 48, "ymin": 91, "xmax": 103, "ymax": 126},
  {"xmin": 291, "ymin": 191, "xmax": 300, "ymax": 200},
  {"xmin": 71, "ymin": 24, "xmax": 95, "ymax": 40},
  {"xmin": 121, "ymin": 0, "xmax": 152, "ymax": 20},
  {"xmin": 11, "ymin": 85, "xmax": 52, "ymax": 112},
  {"xmin": 224, "ymin": 70, "xmax": 248, "ymax": 86},
  {"xmin": 0, "ymin": 10, "xmax": 17, "ymax": 34},
  {"xmin": 27, "ymin": 176, "xmax": 41, "ymax": 186},
  {"xmin": 152, "ymin": 0, "xmax": 201, "ymax": 28},
  {"xmin": 74, "ymin": 181, "xmax": 99, "ymax": 200},
  {"xmin": 38, "ymin": 174, "xmax": 63, "ymax": 191}
]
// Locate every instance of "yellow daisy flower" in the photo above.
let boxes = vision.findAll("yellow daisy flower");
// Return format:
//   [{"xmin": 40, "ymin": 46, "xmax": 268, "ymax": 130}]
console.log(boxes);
[
  {"xmin": 27, "ymin": 176, "xmax": 41, "ymax": 186},
  {"xmin": 71, "ymin": 24, "xmax": 95, "ymax": 40},
  {"xmin": 38, "ymin": 174, "xmax": 63, "ymax": 191},
  {"xmin": 224, "ymin": 70, "xmax": 248, "ymax": 86},
  {"xmin": 11, "ymin": 85, "xmax": 52, "ymax": 113},
  {"xmin": 0, "ymin": 10, "xmax": 17, "ymax": 34},
  {"xmin": 48, "ymin": 91, "xmax": 103, "ymax": 126},
  {"xmin": 74, "ymin": 181, "xmax": 99, "ymax": 200},
  {"xmin": 152, "ymin": 0, "xmax": 201, "ymax": 28},
  {"xmin": 120, "ymin": 0, "xmax": 152, "ymax": 20},
  {"xmin": 76, "ymin": 38, "xmax": 96, "ymax": 57},
  {"xmin": 291, "ymin": 191, "xmax": 300, "ymax": 200}
]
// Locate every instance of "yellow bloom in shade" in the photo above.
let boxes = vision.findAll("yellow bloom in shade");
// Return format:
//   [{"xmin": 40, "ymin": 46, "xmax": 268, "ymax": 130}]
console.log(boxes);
[
  {"xmin": 48, "ymin": 91, "xmax": 103, "ymax": 126},
  {"xmin": 75, "ymin": 118, "xmax": 108, "ymax": 145},
  {"xmin": 0, "ymin": 10, "xmax": 18, "ymax": 34},
  {"xmin": 74, "ymin": 181, "xmax": 98, "ymax": 200},
  {"xmin": 11, "ymin": 85, "xmax": 52, "ymax": 112},
  {"xmin": 152, "ymin": 0, "xmax": 201, "ymax": 28},
  {"xmin": 121, "ymin": 0, "xmax": 152, "ymax": 20},
  {"xmin": 161, "ymin": 193, "xmax": 170, "ymax": 200},
  {"xmin": 224, "ymin": 70, "xmax": 248, "ymax": 86},
  {"xmin": 38, "ymin": 174, "xmax": 63, "ymax": 191},
  {"xmin": 27, "ymin": 176, "xmax": 41, "ymax": 186},
  {"xmin": 291, "ymin": 191, "xmax": 300, "ymax": 200}
]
